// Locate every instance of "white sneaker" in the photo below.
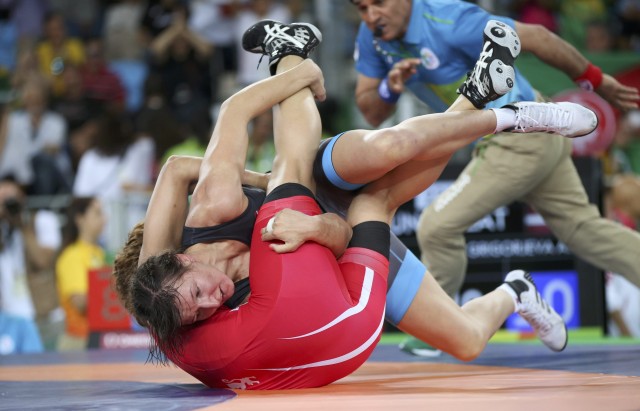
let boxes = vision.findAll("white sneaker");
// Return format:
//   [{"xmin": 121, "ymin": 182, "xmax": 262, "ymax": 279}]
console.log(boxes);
[
  {"xmin": 504, "ymin": 101, "xmax": 598, "ymax": 137},
  {"xmin": 458, "ymin": 20, "xmax": 521, "ymax": 108},
  {"xmin": 504, "ymin": 270, "xmax": 568, "ymax": 352}
]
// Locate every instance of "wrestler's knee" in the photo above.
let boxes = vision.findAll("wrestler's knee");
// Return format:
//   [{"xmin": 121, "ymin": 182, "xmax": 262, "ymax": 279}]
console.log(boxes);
[
  {"xmin": 370, "ymin": 127, "xmax": 420, "ymax": 165},
  {"xmin": 448, "ymin": 327, "xmax": 485, "ymax": 362}
]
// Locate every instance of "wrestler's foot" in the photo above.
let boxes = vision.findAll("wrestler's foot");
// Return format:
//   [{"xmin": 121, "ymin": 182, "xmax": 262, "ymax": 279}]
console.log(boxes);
[
  {"xmin": 458, "ymin": 20, "xmax": 521, "ymax": 108},
  {"xmin": 504, "ymin": 270, "xmax": 568, "ymax": 352},
  {"xmin": 242, "ymin": 19, "xmax": 322, "ymax": 75},
  {"xmin": 399, "ymin": 336, "xmax": 442, "ymax": 358},
  {"xmin": 504, "ymin": 101, "xmax": 598, "ymax": 137}
]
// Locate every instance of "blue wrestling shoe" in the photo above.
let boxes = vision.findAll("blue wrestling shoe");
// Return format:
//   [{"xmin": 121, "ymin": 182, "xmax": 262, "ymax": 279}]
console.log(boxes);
[
  {"xmin": 458, "ymin": 20, "xmax": 521, "ymax": 108},
  {"xmin": 505, "ymin": 270, "xmax": 568, "ymax": 352},
  {"xmin": 399, "ymin": 336, "xmax": 442, "ymax": 358},
  {"xmin": 242, "ymin": 20, "xmax": 322, "ymax": 75}
]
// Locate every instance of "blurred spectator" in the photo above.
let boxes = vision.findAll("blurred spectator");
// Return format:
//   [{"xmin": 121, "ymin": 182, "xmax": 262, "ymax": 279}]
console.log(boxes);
[
  {"xmin": 616, "ymin": 0, "xmax": 640, "ymax": 51},
  {"xmin": 73, "ymin": 110, "xmax": 154, "ymax": 252},
  {"xmin": 55, "ymin": 196, "xmax": 106, "ymax": 351},
  {"xmin": 585, "ymin": 20, "xmax": 616, "ymax": 52},
  {"xmin": 136, "ymin": 73, "xmax": 183, "ymax": 166},
  {"xmin": 0, "ymin": 79, "xmax": 70, "ymax": 195},
  {"xmin": 188, "ymin": 0, "xmax": 240, "ymax": 102},
  {"xmin": 148, "ymin": 3, "xmax": 212, "ymax": 124},
  {"xmin": 0, "ymin": 311, "xmax": 43, "ymax": 354},
  {"xmin": 2, "ymin": 0, "xmax": 49, "ymax": 44},
  {"xmin": 159, "ymin": 103, "xmax": 211, "ymax": 166},
  {"xmin": 558, "ymin": 0, "xmax": 608, "ymax": 50},
  {"xmin": 11, "ymin": 43, "xmax": 47, "ymax": 93},
  {"xmin": 36, "ymin": 12, "xmax": 86, "ymax": 97},
  {"xmin": 80, "ymin": 37, "xmax": 126, "ymax": 111},
  {"xmin": 63, "ymin": 118, "xmax": 99, "ymax": 184},
  {"xmin": 512, "ymin": 0, "xmax": 558, "ymax": 33},
  {"xmin": 0, "ymin": 177, "xmax": 61, "ymax": 351},
  {"xmin": 103, "ymin": 0, "xmax": 149, "ymax": 113},
  {"xmin": 0, "ymin": 3, "xmax": 17, "ymax": 100},
  {"xmin": 234, "ymin": 0, "xmax": 291, "ymax": 87},
  {"xmin": 286, "ymin": 0, "xmax": 315, "ymax": 23},
  {"xmin": 605, "ymin": 174, "xmax": 640, "ymax": 337},
  {"xmin": 103, "ymin": 0, "xmax": 146, "ymax": 62},
  {"xmin": 53, "ymin": 65, "xmax": 97, "ymax": 131},
  {"xmin": 140, "ymin": 0, "xmax": 185, "ymax": 42},
  {"xmin": 606, "ymin": 272, "xmax": 640, "ymax": 337},
  {"xmin": 611, "ymin": 110, "xmax": 640, "ymax": 175},
  {"xmin": 48, "ymin": 0, "xmax": 101, "ymax": 40}
]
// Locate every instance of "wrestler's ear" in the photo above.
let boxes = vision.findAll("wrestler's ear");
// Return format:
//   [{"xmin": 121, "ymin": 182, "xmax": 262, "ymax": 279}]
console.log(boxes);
[{"xmin": 176, "ymin": 253, "xmax": 194, "ymax": 264}]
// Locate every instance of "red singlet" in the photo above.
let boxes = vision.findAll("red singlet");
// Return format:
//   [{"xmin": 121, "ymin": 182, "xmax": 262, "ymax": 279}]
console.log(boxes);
[{"xmin": 168, "ymin": 195, "xmax": 389, "ymax": 390}]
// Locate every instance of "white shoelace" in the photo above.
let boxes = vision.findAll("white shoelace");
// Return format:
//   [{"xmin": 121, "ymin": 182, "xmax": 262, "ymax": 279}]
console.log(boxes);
[
  {"xmin": 470, "ymin": 40, "xmax": 494, "ymax": 97},
  {"xmin": 264, "ymin": 23, "xmax": 305, "ymax": 49},
  {"xmin": 521, "ymin": 295, "xmax": 553, "ymax": 333},
  {"xmin": 514, "ymin": 104, "xmax": 572, "ymax": 133}
]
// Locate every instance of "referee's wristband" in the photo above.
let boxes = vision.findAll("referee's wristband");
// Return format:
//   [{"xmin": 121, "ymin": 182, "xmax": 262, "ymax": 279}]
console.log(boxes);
[
  {"xmin": 378, "ymin": 77, "xmax": 401, "ymax": 104},
  {"xmin": 574, "ymin": 63, "xmax": 603, "ymax": 91}
]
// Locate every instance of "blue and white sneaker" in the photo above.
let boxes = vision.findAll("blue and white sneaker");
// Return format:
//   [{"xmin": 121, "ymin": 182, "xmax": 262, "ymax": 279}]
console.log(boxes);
[
  {"xmin": 242, "ymin": 19, "xmax": 322, "ymax": 75},
  {"xmin": 505, "ymin": 270, "xmax": 568, "ymax": 352},
  {"xmin": 458, "ymin": 20, "xmax": 521, "ymax": 108}
]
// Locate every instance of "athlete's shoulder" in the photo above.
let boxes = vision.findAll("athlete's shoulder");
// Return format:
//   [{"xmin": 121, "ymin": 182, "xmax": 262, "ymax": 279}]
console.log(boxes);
[{"xmin": 418, "ymin": 0, "xmax": 486, "ymax": 21}]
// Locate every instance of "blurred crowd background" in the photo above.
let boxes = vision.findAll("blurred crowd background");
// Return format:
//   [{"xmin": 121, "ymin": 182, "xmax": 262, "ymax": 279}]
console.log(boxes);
[{"xmin": 0, "ymin": 0, "xmax": 639, "ymax": 355}]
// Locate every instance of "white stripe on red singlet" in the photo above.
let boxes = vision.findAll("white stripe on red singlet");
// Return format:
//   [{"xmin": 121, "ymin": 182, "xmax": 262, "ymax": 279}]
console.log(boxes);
[
  {"xmin": 280, "ymin": 267, "xmax": 375, "ymax": 340},
  {"xmin": 252, "ymin": 309, "xmax": 385, "ymax": 371}
]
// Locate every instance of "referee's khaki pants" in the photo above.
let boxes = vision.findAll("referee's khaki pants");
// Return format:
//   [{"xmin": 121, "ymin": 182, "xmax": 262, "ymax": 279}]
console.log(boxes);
[{"xmin": 417, "ymin": 128, "xmax": 640, "ymax": 298}]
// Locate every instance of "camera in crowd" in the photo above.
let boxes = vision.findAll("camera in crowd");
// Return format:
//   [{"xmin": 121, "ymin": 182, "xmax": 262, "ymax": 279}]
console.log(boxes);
[{"xmin": 3, "ymin": 197, "xmax": 23, "ymax": 217}]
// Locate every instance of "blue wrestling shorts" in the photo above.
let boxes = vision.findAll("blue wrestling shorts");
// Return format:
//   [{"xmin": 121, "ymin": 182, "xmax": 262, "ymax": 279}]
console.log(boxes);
[{"xmin": 314, "ymin": 133, "xmax": 427, "ymax": 326}]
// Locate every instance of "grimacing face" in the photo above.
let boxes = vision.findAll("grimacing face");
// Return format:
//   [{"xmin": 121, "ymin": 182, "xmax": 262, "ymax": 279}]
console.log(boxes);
[
  {"xmin": 352, "ymin": 0, "xmax": 413, "ymax": 41},
  {"xmin": 174, "ymin": 257, "xmax": 235, "ymax": 326}
]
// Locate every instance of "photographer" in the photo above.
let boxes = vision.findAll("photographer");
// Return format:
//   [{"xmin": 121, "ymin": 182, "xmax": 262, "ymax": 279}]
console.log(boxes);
[{"xmin": 0, "ymin": 176, "xmax": 62, "ymax": 352}]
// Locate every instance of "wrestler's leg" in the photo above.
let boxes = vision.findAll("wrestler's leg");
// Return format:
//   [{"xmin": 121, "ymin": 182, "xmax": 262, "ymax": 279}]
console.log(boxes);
[
  {"xmin": 267, "ymin": 56, "xmax": 323, "ymax": 193},
  {"xmin": 188, "ymin": 56, "xmax": 324, "ymax": 224},
  {"xmin": 328, "ymin": 99, "xmax": 596, "ymax": 187},
  {"xmin": 348, "ymin": 154, "xmax": 514, "ymax": 361},
  {"xmin": 331, "ymin": 107, "xmax": 497, "ymax": 186},
  {"xmin": 397, "ymin": 270, "xmax": 513, "ymax": 361}
]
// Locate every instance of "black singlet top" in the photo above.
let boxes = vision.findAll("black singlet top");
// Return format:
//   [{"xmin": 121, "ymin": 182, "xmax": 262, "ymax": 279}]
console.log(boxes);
[{"xmin": 181, "ymin": 186, "xmax": 266, "ymax": 249}]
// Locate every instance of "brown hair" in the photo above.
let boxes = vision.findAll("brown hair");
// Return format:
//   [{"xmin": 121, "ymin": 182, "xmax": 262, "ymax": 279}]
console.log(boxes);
[
  {"xmin": 131, "ymin": 251, "xmax": 189, "ymax": 363},
  {"xmin": 112, "ymin": 221, "xmax": 145, "ymax": 313}
]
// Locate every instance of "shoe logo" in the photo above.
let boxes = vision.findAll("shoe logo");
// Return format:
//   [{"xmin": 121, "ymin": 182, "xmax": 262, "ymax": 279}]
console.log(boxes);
[
  {"xmin": 507, "ymin": 78, "xmax": 514, "ymax": 88},
  {"xmin": 490, "ymin": 26, "xmax": 506, "ymax": 38}
]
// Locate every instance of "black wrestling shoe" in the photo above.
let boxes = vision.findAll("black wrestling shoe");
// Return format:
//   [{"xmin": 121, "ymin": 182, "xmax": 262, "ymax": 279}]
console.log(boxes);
[
  {"xmin": 242, "ymin": 19, "xmax": 322, "ymax": 75},
  {"xmin": 458, "ymin": 20, "xmax": 521, "ymax": 108}
]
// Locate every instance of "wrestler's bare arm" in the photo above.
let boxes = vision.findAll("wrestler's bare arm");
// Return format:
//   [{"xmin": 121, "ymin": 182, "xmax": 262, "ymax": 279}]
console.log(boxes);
[
  {"xmin": 139, "ymin": 155, "xmax": 201, "ymax": 266},
  {"xmin": 187, "ymin": 60, "xmax": 325, "ymax": 228},
  {"xmin": 140, "ymin": 156, "xmax": 273, "ymax": 265},
  {"xmin": 261, "ymin": 209, "xmax": 352, "ymax": 257}
]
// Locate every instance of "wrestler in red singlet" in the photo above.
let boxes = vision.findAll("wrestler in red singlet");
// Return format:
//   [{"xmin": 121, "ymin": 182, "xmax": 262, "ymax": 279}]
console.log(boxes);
[{"xmin": 166, "ymin": 184, "xmax": 390, "ymax": 390}]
